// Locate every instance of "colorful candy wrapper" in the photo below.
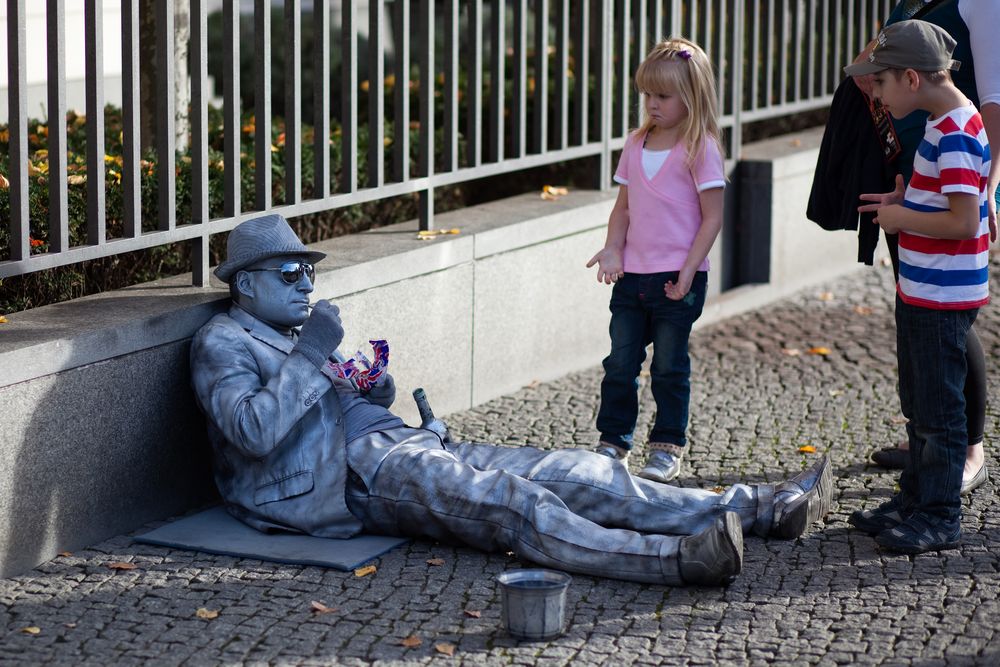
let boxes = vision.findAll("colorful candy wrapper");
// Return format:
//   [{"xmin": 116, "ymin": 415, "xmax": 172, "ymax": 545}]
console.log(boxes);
[{"xmin": 326, "ymin": 339, "xmax": 389, "ymax": 391}]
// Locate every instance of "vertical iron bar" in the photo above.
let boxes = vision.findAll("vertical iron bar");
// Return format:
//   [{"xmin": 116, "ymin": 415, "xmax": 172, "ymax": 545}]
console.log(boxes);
[
  {"xmin": 314, "ymin": 0, "xmax": 330, "ymax": 198},
  {"xmin": 669, "ymin": 0, "xmax": 680, "ymax": 36},
  {"xmin": 443, "ymin": 0, "xmax": 459, "ymax": 170},
  {"xmin": 418, "ymin": 0, "xmax": 435, "ymax": 177},
  {"xmin": 488, "ymin": 0, "xmax": 505, "ymax": 162},
  {"xmin": 598, "ymin": 0, "xmax": 611, "ymax": 188},
  {"xmin": 765, "ymin": 0, "xmax": 774, "ymax": 106},
  {"xmin": 731, "ymin": 0, "xmax": 743, "ymax": 155},
  {"xmin": 846, "ymin": 0, "xmax": 854, "ymax": 73},
  {"xmin": 777, "ymin": 0, "xmax": 787, "ymax": 104},
  {"xmin": 156, "ymin": 0, "xmax": 175, "ymax": 231},
  {"xmin": 47, "ymin": 0, "xmax": 69, "ymax": 251},
  {"xmin": 86, "ymin": 0, "xmax": 106, "ymax": 243},
  {"xmin": 418, "ymin": 0, "xmax": 435, "ymax": 230},
  {"xmin": 255, "ymin": 0, "xmax": 272, "ymax": 211},
  {"xmin": 554, "ymin": 0, "xmax": 568, "ymax": 149},
  {"xmin": 6, "ymin": 0, "xmax": 28, "ymax": 262},
  {"xmin": 122, "ymin": 0, "xmax": 141, "ymax": 238},
  {"xmin": 532, "ymin": 0, "xmax": 548, "ymax": 153},
  {"xmin": 573, "ymin": 0, "xmax": 588, "ymax": 145},
  {"xmin": 392, "ymin": 0, "xmax": 410, "ymax": 182},
  {"xmin": 284, "ymin": 0, "xmax": 302, "ymax": 204},
  {"xmin": 334, "ymin": 0, "xmax": 349, "ymax": 194},
  {"xmin": 820, "ymin": 0, "xmax": 829, "ymax": 94},
  {"xmin": 653, "ymin": 0, "xmax": 663, "ymax": 41},
  {"xmin": 806, "ymin": 0, "xmax": 816, "ymax": 98},
  {"xmin": 223, "ymin": 0, "xmax": 241, "ymax": 217},
  {"xmin": 368, "ymin": 0, "xmax": 385, "ymax": 186},
  {"xmin": 616, "ymin": 0, "xmax": 629, "ymax": 139},
  {"xmin": 512, "ymin": 0, "xmax": 526, "ymax": 158},
  {"xmin": 716, "ymin": 0, "xmax": 726, "ymax": 117},
  {"xmin": 191, "ymin": 0, "xmax": 209, "ymax": 285},
  {"xmin": 467, "ymin": 0, "xmax": 483, "ymax": 166}
]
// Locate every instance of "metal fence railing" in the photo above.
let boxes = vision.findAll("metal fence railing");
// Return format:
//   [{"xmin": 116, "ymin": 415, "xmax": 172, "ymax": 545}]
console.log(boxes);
[{"xmin": 1, "ymin": 0, "xmax": 892, "ymax": 284}]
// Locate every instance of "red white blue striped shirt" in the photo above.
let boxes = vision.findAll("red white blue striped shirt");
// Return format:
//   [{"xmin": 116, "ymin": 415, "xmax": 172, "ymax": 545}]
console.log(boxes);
[{"xmin": 898, "ymin": 104, "xmax": 991, "ymax": 310}]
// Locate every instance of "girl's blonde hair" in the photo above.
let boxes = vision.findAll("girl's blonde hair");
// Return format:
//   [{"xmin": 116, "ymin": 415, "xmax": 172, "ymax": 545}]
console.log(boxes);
[{"xmin": 635, "ymin": 37, "xmax": 722, "ymax": 165}]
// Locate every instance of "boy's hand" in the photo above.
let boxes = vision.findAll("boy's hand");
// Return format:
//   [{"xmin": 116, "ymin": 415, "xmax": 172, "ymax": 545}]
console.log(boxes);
[
  {"xmin": 989, "ymin": 195, "xmax": 997, "ymax": 243},
  {"xmin": 586, "ymin": 247, "xmax": 625, "ymax": 284},
  {"xmin": 664, "ymin": 268, "xmax": 695, "ymax": 301},
  {"xmin": 858, "ymin": 174, "xmax": 906, "ymax": 214},
  {"xmin": 872, "ymin": 204, "xmax": 906, "ymax": 234}
]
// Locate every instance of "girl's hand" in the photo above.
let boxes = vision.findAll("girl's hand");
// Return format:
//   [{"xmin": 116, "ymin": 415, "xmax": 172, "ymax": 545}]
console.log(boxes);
[
  {"xmin": 586, "ymin": 247, "xmax": 625, "ymax": 284},
  {"xmin": 664, "ymin": 268, "xmax": 695, "ymax": 301},
  {"xmin": 858, "ymin": 174, "xmax": 905, "ymax": 213}
]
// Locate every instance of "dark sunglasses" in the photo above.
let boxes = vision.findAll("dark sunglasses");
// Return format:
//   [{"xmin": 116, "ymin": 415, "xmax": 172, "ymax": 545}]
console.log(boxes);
[{"xmin": 247, "ymin": 261, "xmax": 315, "ymax": 285}]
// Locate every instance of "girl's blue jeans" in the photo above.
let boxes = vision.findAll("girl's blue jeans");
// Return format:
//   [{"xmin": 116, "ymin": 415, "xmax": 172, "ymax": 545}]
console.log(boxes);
[
  {"xmin": 597, "ymin": 271, "xmax": 707, "ymax": 451},
  {"xmin": 895, "ymin": 296, "xmax": 978, "ymax": 526}
]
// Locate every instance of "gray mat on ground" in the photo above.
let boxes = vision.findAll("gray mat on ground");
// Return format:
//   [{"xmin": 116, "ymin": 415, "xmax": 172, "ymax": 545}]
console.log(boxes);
[{"xmin": 133, "ymin": 506, "xmax": 409, "ymax": 570}]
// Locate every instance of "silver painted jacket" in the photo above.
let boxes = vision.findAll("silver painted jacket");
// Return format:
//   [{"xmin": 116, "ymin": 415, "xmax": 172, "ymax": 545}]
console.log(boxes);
[{"xmin": 189, "ymin": 305, "xmax": 362, "ymax": 538}]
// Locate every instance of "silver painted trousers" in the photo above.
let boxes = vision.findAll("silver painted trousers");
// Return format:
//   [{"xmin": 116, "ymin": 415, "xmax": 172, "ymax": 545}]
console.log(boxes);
[{"xmin": 344, "ymin": 428, "xmax": 759, "ymax": 585}]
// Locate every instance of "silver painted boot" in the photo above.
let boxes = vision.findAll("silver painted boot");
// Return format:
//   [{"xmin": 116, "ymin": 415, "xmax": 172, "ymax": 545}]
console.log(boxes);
[
  {"xmin": 753, "ymin": 455, "xmax": 833, "ymax": 539},
  {"xmin": 678, "ymin": 511, "xmax": 743, "ymax": 586}
]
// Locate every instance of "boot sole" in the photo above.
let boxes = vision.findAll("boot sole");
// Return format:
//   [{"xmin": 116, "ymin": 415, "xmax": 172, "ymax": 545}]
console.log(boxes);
[{"xmin": 773, "ymin": 456, "xmax": 833, "ymax": 539}]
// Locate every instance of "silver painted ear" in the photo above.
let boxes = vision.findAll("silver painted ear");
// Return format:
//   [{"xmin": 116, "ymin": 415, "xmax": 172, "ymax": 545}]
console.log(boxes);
[{"xmin": 235, "ymin": 270, "xmax": 255, "ymax": 299}]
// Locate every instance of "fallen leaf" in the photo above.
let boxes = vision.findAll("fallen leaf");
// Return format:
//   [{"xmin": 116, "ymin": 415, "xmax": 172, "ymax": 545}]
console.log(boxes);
[
  {"xmin": 195, "ymin": 608, "xmax": 219, "ymax": 620},
  {"xmin": 0, "ymin": 315, "xmax": 7, "ymax": 324},
  {"xmin": 399, "ymin": 635, "xmax": 422, "ymax": 648},
  {"xmin": 310, "ymin": 601, "xmax": 337, "ymax": 614},
  {"xmin": 818, "ymin": 291, "xmax": 834, "ymax": 301},
  {"xmin": 354, "ymin": 564, "xmax": 377, "ymax": 577},
  {"xmin": 67, "ymin": 174, "xmax": 86, "ymax": 185},
  {"xmin": 890, "ymin": 416, "xmax": 908, "ymax": 425},
  {"xmin": 64, "ymin": 623, "xmax": 77, "ymax": 629},
  {"xmin": 435, "ymin": 642, "xmax": 456, "ymax": 656},
  {"xmin": 798, "ymin": 445, "xmax": 817, "ymax": 453},
  {"xmin": 790, "ymin": 138, "xmax": 802, "ymax": 147},
  {"xmin": 828, "ymin": 389, "xmax": 843, "ymax": 397},
  {"xmin": 880, "ymin": 256, "xmax": 892, "ymax": 267},
  {"xmin": 807, "ymin": 347, "xmax": 831, "ymax": 356},
  {"xmin": 20, "ymin": 627, "xmax": 40, "ymax": 635},
  {"xmin": 543, "ymin": 184, "xmax": 569, "ymax": 196},
  {"xmin": 58, "ymin": 551, "xmax": 72, "ymax": 557},
  {"xmin": 0, "ymin": 173, "xmax": 8, "ymax": 189},
  {"xmin": 426, "ymin": 558, "xmax": 445, "ymax": 566},
  {"xmin": 463, "ymin": 609, "xmax": 482, "ymax": 618},
  {"xmin": 781, "ymin": 348, "xmax": 801, "ymax": 356},
  {"xmin": 107, "ymin": 562, "xmax": 137, "ymax": 570},
  {"xmin": 710, "ymin": 486, "xmax": 725, "ymax": 494},
  {"xmin": 853, "ymin": 305, "xmax": 873, "ymax": 316}
]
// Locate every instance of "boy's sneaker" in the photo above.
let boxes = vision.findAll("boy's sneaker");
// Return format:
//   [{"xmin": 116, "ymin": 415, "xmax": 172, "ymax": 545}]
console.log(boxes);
[
  {"xmin": 594, "ymin": 441, "xmax": 630, "ymax": 461},
  {"xmin": 848, "ymin": 495, "xmax": 912, "ymax": 535},
  {"xmin": 874, "ymin": 513, "xmax": 961, "ymax": 555},
  {"xmin": 637, "ymin": 444, "xmax": 684, "ymax": 483}
]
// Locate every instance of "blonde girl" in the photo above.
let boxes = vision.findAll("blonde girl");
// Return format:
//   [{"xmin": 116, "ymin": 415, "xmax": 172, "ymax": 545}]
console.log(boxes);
[{"xmin": 586, "ymin": 37, "xmax": 725, "ymax": 483}]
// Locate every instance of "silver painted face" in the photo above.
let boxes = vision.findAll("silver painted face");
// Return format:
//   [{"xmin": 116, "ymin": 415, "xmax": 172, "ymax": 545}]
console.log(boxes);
[{"xmin": 239, "ymin": 254, "xmax": 315, "ymax": 328}]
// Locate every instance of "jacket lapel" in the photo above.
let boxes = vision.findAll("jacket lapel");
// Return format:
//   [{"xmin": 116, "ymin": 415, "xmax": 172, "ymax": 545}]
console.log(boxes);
[{"xmin": 228, "ymin": 305, "xmax": 296, "ymax": 355}]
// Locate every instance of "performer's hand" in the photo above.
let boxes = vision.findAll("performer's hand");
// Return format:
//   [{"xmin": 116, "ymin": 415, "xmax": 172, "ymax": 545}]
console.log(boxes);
[
  {"xmin": 365, "ymin": 373, "xmax": 396, "ymax": 408},
  {"xmin": 294, "ymin": 300, "xmax": 345, "ymax": 369},
  {"xmin": 586, "ymin": 247, "xmax": 625, "ymax": 284}
]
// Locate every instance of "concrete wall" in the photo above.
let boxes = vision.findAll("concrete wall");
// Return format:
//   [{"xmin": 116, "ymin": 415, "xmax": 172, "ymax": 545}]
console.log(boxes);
[{"xmin": 0, "ymin": 129, "xmax": 866, "ymax": 577}]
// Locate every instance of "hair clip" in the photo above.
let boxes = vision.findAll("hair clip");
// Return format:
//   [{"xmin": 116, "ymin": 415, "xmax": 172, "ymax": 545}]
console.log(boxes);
[{"xmin": 677, "ymin": 49, "xmax": 692, "ymax": 60}]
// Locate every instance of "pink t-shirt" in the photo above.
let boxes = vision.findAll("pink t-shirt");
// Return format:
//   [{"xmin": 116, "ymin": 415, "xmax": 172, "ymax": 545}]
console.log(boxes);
[{"xmin": 614, "ymin": 130, "xmax": 725, "ymax": 273}]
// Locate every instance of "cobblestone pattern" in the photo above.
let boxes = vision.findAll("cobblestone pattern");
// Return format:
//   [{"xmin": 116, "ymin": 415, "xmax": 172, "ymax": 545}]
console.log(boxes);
[{"xmin": 2, "ymin": 260, "xmax": 999, "ymax": 665}]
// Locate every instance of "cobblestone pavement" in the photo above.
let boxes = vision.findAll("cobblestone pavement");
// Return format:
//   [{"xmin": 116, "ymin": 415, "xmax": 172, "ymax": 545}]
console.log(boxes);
[{"xmin": 3, "ymin": 259, "xmax": 999, "ymax": 666}]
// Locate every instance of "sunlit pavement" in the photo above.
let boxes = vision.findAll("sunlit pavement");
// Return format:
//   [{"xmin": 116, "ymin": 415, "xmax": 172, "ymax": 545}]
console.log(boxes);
[{"xmin": 2, "ymin": 258, "xmax": 998, "ymax": 665}]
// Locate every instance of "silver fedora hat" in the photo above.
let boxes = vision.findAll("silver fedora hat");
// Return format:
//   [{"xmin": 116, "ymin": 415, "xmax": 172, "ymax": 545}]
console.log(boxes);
[{"xmin": 214, "ymin": 214, "xmax": 327, "ymax": 282}]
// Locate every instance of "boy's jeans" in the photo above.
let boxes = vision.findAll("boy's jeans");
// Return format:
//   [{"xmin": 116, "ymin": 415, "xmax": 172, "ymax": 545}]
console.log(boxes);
[
  {"xmin": 895, "ymin": 296, "xmax": 978, "ymax": 525},
  {"xmin": 597, "ymin": 271, "xmax": 707, "ymax": 450}
]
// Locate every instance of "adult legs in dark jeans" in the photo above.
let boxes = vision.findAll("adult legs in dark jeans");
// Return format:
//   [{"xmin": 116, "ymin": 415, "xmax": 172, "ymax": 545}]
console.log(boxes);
[{"xmin": 871, "ymin": 232, "xmax": 988, "ymax": 493}]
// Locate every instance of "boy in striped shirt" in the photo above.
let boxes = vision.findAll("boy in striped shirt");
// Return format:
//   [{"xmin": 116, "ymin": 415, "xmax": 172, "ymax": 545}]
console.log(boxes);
[{"xmin": 845, "ymin": 20, "xmax": 992, "ymax": 554}]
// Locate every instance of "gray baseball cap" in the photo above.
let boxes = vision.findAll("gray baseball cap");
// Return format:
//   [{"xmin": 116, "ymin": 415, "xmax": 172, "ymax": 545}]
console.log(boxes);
[{"xmin": 844, "ymin": 19, "xmax": 960, "ymax": 77}]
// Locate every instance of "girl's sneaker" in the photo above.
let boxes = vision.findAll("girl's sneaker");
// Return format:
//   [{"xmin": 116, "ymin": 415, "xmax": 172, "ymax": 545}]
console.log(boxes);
[
  {"xmin": 637, "ymin": 443, "xmax": 684, "ymax": 483},
  {"xmin": 594, "ymin": 442, "xmax": 630, "ymax": 461}
]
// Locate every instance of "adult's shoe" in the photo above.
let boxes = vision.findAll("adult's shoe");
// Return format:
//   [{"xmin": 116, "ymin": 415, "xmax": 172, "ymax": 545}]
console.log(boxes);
[
  {"xmin": 961, "ymin": 463, "xmax": 988, "ymax": 496},
  {"xmin": 763, "ymin": 455, "xmax": 833, "ymax": 539},
  {"xmin": 678, "ymin": 512, "xmax": 743, "ymax": 586}
]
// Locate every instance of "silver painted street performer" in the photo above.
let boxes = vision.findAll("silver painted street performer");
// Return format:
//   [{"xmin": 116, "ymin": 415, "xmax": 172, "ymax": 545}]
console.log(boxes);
[{"xmin": 190, "ymin": 214, "xmax": 834, "ymax": 586}]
